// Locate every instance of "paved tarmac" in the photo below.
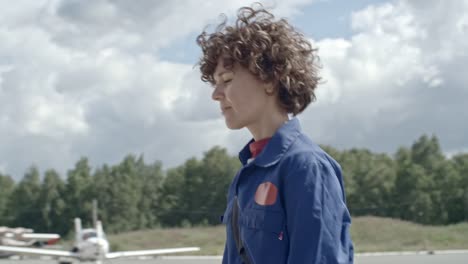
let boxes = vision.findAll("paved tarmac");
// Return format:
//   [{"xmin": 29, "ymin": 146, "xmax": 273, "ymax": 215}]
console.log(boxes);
[{"xmin": 0, "ymin": 252, "xmax": 467, "ymax": 264}]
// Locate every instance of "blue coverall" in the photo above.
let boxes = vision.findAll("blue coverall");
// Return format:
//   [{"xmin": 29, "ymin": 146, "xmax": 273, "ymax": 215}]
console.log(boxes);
[{"xmin": 222, "ymin": 117, "xmax": 354, "ymax": 263}]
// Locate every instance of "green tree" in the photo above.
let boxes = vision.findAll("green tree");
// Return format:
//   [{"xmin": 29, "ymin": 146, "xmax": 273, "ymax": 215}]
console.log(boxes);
[
  {"xmin": 158, "ymin": 166, "xmax": 186, "ymax": 226},
  {"xmin": 158, "ymin": 146, "xmax": 240, "ymax": 227},
  {"xmin": 409, "ymin": 134, "xmax": 463, "ymax": 224},
  {"xmin": 393, "ymin": 146, "xmax": 434, "ymax": 224},
  {"xmin": 64, "ymin": 157, "xmax": 94, "ymax": 230},
  {"xmin": 198, "ymin": 147, "xmax": 240, "ymax": 224},
  {"xmin": 452, "ymin": 153, "xmax": 468, "ymax": 221},
  {"xmin": 411, "ymin": 135, "xmax": 444, "ymax": 172},
  {"xmin": 38, "ymin": 169, "xmax": 66, "ymax": 234},
  {"xmin": 434, "ymin": 161, "xmax": 463, "ymax": 223},
  {"xmin": 136, "ymin": 157, "xmax": 164, "ymax": 229},
  {"xmin": 340, "ymin": 149, "xmax": 396, "ymax": 217},
  {"xmin": 8, "ymin": 166, "xmax": 42, "ymax": 230},
  {"xmin": 91, "ymin": 164, "xmax": 112, "ymax": 229},
  {"xmin": 179, "ymin": 157, "xmax": 202, "ymax": 225},
  {"xmin": 100, "ymin": 155, "xmax": 142, "ymax": 233},
  {"xmin": 0, "ymin": 173, "xmax": 15, "ymax": 225},
  {"xmin": 324, "ymin": 146, "xmax": 356, "ymax": 206}
]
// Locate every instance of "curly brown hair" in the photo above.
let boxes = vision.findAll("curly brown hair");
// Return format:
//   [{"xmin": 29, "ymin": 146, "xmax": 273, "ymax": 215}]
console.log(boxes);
[{"xmin": 196, "ymin": 3, "xmax": 321, "ymax": 115}]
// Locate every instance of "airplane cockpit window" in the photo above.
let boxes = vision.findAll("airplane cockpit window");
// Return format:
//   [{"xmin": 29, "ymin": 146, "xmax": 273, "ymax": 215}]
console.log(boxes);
[{"xmin": 82, "ymin": 231, "xmax": 97, "ymax": 240}]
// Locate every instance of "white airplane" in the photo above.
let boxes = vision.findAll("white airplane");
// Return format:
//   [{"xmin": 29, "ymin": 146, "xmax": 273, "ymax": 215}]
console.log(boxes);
[
  {"xmin": 0, "ymin": 226, "xmax": 60, "ymax": 247},
  {"xmin": 0, "ymin": 218, "xmax": 200, "ymax": 263},
  {"xmin": 0, "ymin": 227, "xmax": 61, "ymax": 258}
]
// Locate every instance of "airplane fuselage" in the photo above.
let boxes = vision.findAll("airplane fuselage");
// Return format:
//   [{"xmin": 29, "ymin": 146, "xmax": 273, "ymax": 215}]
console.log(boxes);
[{"xmin": 75, "ymin": 236, "xmax": 109, "ymax": 261}]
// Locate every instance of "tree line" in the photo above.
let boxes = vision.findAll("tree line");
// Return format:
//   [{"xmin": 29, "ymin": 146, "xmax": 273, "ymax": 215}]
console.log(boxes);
[{"xmin": 0, "ymin": 134, "xmax": 467, "ymax": 236}]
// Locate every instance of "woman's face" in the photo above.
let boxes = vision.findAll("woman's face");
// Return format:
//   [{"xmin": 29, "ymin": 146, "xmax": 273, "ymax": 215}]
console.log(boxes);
[{"xmin": 212, "ymin": 57, "xmax": 273, "ymax": 130}]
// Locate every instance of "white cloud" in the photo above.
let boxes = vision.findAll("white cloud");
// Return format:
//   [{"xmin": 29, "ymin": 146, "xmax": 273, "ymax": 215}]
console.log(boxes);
[
  {"xmin": 0, "ymin": 0, "xmax": 316, "ymax": 179},
  {"xmin": 301, "ymin": 0, "xmax": 468, "ymax": 154},
  {"xmin": 2, "ymin": 0, "xmax": 467, "ymax": 180}
]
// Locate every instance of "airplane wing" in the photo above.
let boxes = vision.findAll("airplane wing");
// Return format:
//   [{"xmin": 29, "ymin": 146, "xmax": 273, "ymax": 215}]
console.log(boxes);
[
  {"xmin": 21, "ymin": 233, "xmax": 60, "ymax": 240},
  {"xmin": 1, "ymin": 238, "xmax": 32, "ymax": 246},
  {"xmin": 0, "ymin": 245, "xmax": 77, "ymax": 258},
  {"xmin": 105, "ymin": 247, "xmax": 200, "ymax": 259}
]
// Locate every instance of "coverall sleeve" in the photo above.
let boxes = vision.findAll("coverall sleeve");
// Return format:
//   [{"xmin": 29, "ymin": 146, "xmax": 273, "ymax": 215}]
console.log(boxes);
[
  {"xmin": 222, "ymin": 242, "xmax": 228, "ymax": 264},
  {"xmin": 283, "ymin": 157, "xmax": 353, "ymax": 264}
]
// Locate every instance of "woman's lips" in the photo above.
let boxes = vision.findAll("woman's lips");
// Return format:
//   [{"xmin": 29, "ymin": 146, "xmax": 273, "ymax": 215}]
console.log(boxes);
[{"xmin": 221, "ymin": 106, "xmax": 232, "ymax": 115}]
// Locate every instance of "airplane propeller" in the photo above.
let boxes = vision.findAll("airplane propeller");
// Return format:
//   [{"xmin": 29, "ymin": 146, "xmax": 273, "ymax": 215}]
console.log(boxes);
[{"xmin": 96, "ymin": 220, "xmax": 105, "ymax": 264}]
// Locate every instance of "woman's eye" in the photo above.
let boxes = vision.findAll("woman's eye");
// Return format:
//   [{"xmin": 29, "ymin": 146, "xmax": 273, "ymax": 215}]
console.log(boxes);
[{"xmin": 222, "ymin": 72, "xmax": 234, "ymax": 84}]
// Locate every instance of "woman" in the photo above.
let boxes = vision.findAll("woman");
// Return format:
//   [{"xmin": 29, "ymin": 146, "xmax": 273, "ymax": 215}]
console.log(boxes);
[{"xmin": 197, "ymin": 4, "xmax": 354, "ymax": 263}]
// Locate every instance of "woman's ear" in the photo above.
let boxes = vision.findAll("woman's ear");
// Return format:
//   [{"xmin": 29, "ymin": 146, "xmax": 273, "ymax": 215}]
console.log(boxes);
[{"xmin": 264, "ymin": 83, "xmax": 275, "ymax": 95}]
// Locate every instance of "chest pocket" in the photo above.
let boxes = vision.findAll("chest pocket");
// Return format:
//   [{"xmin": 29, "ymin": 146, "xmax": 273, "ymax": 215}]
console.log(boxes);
[
  {"xmin": 239, "ymin": 208, "xmax": 288, "ymax": 263},
  {"xmin": 240, "ymin": 208, "xmax": 285, "ymax": 234}
]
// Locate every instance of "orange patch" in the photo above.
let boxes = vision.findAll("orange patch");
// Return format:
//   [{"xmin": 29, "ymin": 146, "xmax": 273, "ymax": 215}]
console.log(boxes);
[{"xmin": 254, "ymin": 182, "xmax": 278, "ymax": 206}]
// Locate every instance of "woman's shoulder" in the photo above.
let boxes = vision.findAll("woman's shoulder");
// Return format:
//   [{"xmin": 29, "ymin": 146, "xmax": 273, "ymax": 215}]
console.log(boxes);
[{"xmin": 280, "ymin": 133, "xmax": 342, "ymax": 174}]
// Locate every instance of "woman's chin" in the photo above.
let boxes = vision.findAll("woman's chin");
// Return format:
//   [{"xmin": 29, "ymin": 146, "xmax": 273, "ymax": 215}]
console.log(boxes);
[{"xmin": 225, "ymin": 119, "xmax": 244, "ymax": 130}]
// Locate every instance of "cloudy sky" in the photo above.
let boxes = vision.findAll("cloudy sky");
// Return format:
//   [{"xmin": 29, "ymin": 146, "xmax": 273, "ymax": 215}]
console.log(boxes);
[{"xmin": 1, "ymin": 0, "xmax": 467, "ymax": 180}]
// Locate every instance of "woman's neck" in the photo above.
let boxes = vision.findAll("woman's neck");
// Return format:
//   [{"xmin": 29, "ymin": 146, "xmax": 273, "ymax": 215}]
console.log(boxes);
[{"xmin": 247, "ymin": 110, "xmax": 289, "ymax": 141}]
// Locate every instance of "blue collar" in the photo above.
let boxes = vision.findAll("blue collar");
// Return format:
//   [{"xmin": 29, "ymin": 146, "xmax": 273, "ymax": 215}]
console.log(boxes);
[{"xmin": 239, "ymin": 117, "xmax": 302, "ymax": 167}]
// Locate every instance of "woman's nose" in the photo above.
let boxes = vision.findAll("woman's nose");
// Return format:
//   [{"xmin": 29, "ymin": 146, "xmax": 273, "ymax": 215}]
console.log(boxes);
[{"xmin": 212, "ymin": 86, "xmax": 224, "ymax": 101}]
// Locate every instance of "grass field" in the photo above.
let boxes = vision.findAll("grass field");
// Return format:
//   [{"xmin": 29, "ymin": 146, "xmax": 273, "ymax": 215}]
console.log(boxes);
[{"xmin": 105, "ymin": 216, "xmax": 468, "ymax": 255}]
